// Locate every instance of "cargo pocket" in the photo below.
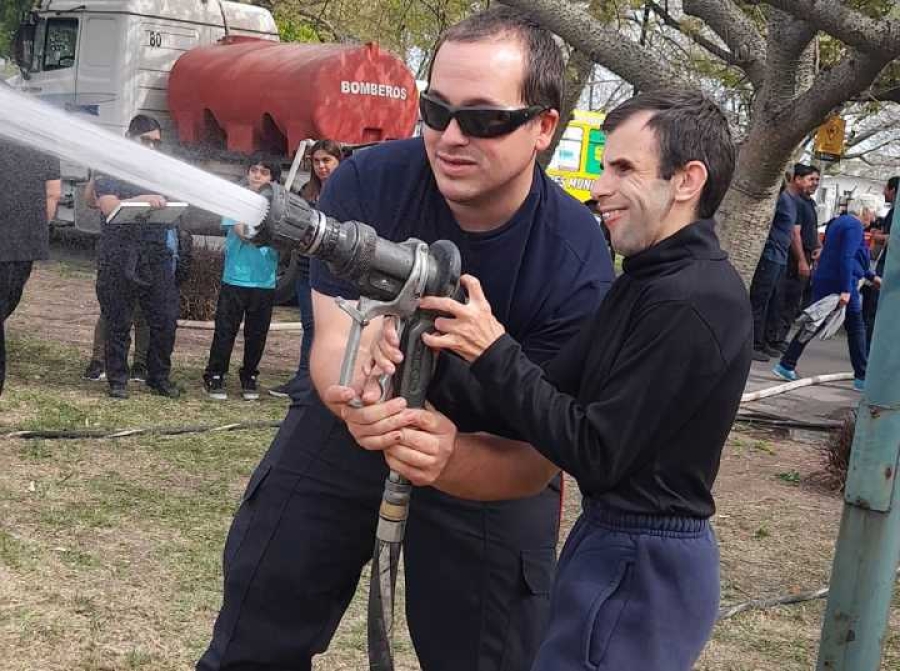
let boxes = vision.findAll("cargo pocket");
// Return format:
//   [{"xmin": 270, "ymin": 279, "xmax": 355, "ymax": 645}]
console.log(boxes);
[
  {"xmin": 583, "ymin": 557, "xmax": 633, "ymax": 670},
  {"xmin": 223, "ymin": 463, "xmax": 272, "ymax": 574},
  {"xmin": 521, "ymin": 548, "xmax": 554, "ymax": 596},
  {"xmin": 499, "ymin": 548, "xmax": 555, "ymax": 671}
]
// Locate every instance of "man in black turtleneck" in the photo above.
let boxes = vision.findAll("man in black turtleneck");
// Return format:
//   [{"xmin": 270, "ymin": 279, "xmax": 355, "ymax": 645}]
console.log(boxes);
[{"xmin": 330, "ymin": 90, "xmax": 752, "ymax": 671}]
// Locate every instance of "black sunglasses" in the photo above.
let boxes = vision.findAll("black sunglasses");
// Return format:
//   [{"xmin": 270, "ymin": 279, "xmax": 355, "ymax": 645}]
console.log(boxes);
[
  {"xmin": 419, "ymin": 92, "xmax": 547, "ymax": 139},
  {"xmin": 139, "ymin": 136, "xmax": 161, "ymax": 149}
]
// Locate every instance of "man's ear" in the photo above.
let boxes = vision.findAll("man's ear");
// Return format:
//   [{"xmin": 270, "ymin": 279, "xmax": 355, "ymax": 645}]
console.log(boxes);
[
  {"xmin": 535, "ymin": 109, "xmax": 560, "ymax": 152},
  {"xmin": 673, "ymin": 160, "xmax": 708, "ymax": 211}
]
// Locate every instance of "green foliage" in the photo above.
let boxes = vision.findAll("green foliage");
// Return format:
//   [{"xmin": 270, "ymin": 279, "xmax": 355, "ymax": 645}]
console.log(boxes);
[
  {"xmin": 262, "ymin": 0, "xmax": 478, "ymax": 71},
  {"xmin": 0, "ymin": 0, "xmax": 31, "ymax": 59},
  {"xmin": 776, "ymin": 470, "xmax": 802, "ymax": 486},
  {"xmin": 274, "ymin": 9, "xmax": 321, "ymax": 43}
]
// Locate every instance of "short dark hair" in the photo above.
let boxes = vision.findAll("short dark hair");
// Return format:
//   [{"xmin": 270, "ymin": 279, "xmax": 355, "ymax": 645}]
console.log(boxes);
[
  {"xmin": 603, "ymin": 89, "xmax": 735, "ymax": 219},
  {"xmin": 126, "ymin": 114, "xmax": 161, "ymax": 138},
  {"xmin": 793, "ymin": 163, "xmax": 820, "ymax": 179},
  {"xmin": 248, "ymin": 152, "xmax": 282, "ymax": 183},
  {"xmin": 428, "ymin": 6, "xmax": 564, "ymax": 112},
  {"xmin": 888, "ymin": 176, "xmax": 899, "ymax": 193}
]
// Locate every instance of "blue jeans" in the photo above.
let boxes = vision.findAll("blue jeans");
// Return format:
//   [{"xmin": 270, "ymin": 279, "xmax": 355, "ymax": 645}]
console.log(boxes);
[
  {"xmin": 749, "ymin": 256, "xmax": 786, "ymax": 350},
  {"xmin": 861, "ymin": 284, "xmax": 879, "ymax": 353},
  {"xmin": 781, "ymin": 307, "xmax": 867, "ymax": 380}
]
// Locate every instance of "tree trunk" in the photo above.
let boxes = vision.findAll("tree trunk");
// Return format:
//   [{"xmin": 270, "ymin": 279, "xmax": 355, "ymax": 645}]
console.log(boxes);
[
  {"xmin": 717, "ymin": 118, "xmax": 798, "ymax": 284},
  {"xmin": 538, "ymin": 49, "xmax": 594, "ymax": 169}
]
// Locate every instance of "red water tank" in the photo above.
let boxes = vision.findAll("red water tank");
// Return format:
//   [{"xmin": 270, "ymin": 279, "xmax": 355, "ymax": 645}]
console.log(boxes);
[{"xmin": 168, "ymin": 38, "xmax": 418, "ymax": 154}]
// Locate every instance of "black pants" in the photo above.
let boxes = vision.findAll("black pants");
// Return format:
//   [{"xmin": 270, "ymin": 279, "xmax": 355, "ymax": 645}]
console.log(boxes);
[
  {"xmin": 861, "ymin": 284, "xmax": 879, "ymax": 353},
  {"xmin": 197, "ymin": 399, "xmax": 559, "ymax": 671},
  {"xmin": 771, "ymin": 255, "xmax": 812, "ymax": 347},
  {"xmin": 205, "ymin": 283, "xmax": 275, "ymax": 380},
  {"xmin": 748, "ymin": 256, "xmax": 786, "ymax": 350},
  {"xmin": 96, "ymin": 251, "xmax": 177, "ymax": 388},
  {"xmin": 0, "ymin": 261, "xmax": 33, "ymax": 397}
]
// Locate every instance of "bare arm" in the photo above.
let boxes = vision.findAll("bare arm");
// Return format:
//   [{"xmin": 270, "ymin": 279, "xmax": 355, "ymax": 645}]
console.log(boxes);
[
  {"xmin": 45, "ymin": 179, "xmax": 61, "ymax": 221},
  {"xmin": 437, "ymin": 432, "xmax": 560, "ymax": 501},
  {"xmin": 871, "ymin": 229, "xmax": 889, "ymax": 246},
  {"xmin": 327, "ymin": 387, "xmax": 560, "ymax": 501},
  {"xmin": 791, "ymin": 225, "xmax": 809, "ymax": 276},
  {"xmin": 232, "ymin": 222, "xmax": 253, "ymax": 241}
]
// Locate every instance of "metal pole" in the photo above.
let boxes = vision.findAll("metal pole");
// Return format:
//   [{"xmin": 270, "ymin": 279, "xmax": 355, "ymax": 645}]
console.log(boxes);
[{"xmin": 816, "ymin": 189, "xmax": 900, "ymax": 670}]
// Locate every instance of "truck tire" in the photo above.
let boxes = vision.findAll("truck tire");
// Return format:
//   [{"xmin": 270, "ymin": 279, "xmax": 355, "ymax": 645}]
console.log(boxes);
[{"xmin": 274, "ymin": 251, "xmax": 300, "ymax": 305}]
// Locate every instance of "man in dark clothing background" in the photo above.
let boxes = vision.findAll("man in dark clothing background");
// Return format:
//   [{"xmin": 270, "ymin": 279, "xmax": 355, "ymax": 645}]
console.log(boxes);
[
  {"xmin": 0, "ymin": 138, "xmax": 61, "ymax": 397},
  {"xmin": 771, "ymin": 164, "xmax": 821, "ymax": 350},
  {"xmin": 748, "ymin": 173, "xmax": 804, "ymax": 361},
  {"xmin": 94, "ymin": 115, "xmax": 180, "ymax": 400},
  {"xmin": 337, "ymin": 89, "xmax": 752, "ymax": 671},
  {"xmin": 862, "ymin": 175, "xmax": 898, "ymax": 349},
  {"xmin": 197, "ymin": 8, "xmax": 613, "ymax": 671}
]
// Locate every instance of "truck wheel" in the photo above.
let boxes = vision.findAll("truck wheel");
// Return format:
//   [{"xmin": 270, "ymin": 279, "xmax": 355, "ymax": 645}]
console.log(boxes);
[{"xmin": 274, "ymin": 251, "xmax": 300, "ymax": 305}]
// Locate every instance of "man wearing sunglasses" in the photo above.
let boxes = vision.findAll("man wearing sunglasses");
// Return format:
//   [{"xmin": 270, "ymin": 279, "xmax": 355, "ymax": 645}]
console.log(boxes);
[
  {"xmin": 93, "ymin": 115, "xmax": 180, "ymax": 399},
  {"xmin": 198, "ymin": 7, "xmax": 614, "ymax": 671}
]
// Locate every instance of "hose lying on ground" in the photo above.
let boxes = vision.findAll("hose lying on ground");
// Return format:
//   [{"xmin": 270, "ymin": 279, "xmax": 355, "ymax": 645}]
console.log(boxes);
[
  {"xmin": 740, "ymin": 372, "xmax": 854, "ymax": 404},
  {"xmin": 1, "ymin": 420, "xmax": 281, "ymax": 440},
  {"xmin": 177, "ymin": 319, "xmax": 303, "ymax": 331},
  {"xmin": 2, "ymin": 372, "xmax": 857, "ymax": 440}
]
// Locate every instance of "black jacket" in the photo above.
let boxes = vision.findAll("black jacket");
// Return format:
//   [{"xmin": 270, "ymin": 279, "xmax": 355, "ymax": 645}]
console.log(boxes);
[{"xmin": 469, "ymin": 219, "xmax": 752, "ymax": 518}]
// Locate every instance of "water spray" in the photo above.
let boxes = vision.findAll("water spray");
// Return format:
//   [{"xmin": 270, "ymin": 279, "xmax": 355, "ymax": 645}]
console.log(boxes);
[
  {"xmin": 1, "ymin": 85, "xmax": 460, "ymax": 670},
  {"xmin": 0, "ymin": 86, "xmax": 268, "ymax": 225}
]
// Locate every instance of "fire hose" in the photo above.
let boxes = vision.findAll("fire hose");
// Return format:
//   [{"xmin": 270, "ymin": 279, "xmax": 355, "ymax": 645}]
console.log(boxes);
[{"xmin": 255, "ymin": 183, "xmax": 461, "ymax": 671}]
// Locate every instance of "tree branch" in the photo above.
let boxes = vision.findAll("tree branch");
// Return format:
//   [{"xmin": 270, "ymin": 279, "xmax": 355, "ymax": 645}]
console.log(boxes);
[
  {"xmin": 500, "ymin": 0, "xmax": 680, "ymax": 92},
  {"xmin": 763, "ymin": 0, "xmax": 900, "ymax": 58},
  {"xmin": 645, "ymin": 1, "xmax": 734, "ymax": 66},
  {"xmin": 870, "ymin": 86, "xmax": 900, "ymax": 104},
  {"xmin": 291, "ymin": 5, "xmax": 351, "ymax": 42},
  {"xmin": 758, "ymin": 10, "xmax": 817, "ymax": 104},
  {"xmin": 782, "ymin": 49, "xmax": 889, "ymax": 145},
  {"xmin": 682, "ymin": 0, "xmax": 767, "ymax": 87},
  {"xmin": 844, "ymin": 136, "xmax": 899, "ymax": 161}
]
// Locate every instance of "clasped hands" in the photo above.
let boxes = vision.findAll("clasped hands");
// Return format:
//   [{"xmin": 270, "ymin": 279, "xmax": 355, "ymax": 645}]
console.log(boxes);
[{"xmin": 323, "ymin": 274, "xmax": 506, "ymax": 486}]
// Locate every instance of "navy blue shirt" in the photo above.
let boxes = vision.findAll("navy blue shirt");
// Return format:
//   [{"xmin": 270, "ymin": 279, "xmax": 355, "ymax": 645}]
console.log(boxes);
[
  {"xmin": 797, "ymin": 194, "xmax": 819, "ymax": 254},
  {"xmin": 0, "ymin": 139, "xmax": 60, "ymax": 263},
  {"xmin": 94, "ymin": 175, "xmax": 174, "ymax": 257},
  {"xmin": 311, "ymin": 137, "xmax": 613, "ymax": 435},
  {"xmin": 761, "ymin": 191, "xmax": 798, "ymax": 265}
]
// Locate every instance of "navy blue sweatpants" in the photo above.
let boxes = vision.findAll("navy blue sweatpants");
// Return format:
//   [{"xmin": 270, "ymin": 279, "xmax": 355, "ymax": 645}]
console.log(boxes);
[{"xmin": 532, "ymin": 499, "xmax": 719, "ymax": 671}]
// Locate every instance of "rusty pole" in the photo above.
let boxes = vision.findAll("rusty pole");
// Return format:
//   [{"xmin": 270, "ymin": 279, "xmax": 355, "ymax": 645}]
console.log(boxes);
[{"xmin": 816, "ymin": 191, "xmax": 900, "ymax": 670}]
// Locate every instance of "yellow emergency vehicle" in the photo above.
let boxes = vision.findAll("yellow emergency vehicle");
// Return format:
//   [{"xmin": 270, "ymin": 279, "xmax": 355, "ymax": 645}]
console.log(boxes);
[{"xmin": 546, "ymin": 109, "xmax": 606, "ymax": 203}]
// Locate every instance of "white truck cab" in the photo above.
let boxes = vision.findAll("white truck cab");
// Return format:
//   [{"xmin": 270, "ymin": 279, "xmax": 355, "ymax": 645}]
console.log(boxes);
[{"xmin": 10, "ymin": 1, "xmax": 278, "ymax": 227}]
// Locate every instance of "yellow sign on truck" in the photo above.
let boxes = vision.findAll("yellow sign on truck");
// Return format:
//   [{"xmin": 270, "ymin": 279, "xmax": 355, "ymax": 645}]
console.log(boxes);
[{"xmin": 547, "ymin": 109, "xmax": 606, "ymax": 203}]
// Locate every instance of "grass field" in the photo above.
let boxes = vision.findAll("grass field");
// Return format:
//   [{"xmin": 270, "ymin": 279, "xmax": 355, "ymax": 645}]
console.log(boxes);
[{"xmin": 1, "ymin": 261, "xmax": 898, "ymax": 670}]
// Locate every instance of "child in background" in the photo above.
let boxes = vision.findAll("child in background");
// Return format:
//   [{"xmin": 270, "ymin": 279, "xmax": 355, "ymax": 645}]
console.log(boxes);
[{"xmin": 203, "ymin": 155, "xmax": 280, "ymax": 400}]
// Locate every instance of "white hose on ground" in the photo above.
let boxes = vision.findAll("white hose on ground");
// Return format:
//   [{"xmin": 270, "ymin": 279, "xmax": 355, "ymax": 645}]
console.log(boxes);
[
  {"xmin": 740, "ymin": 372, "xmax": 855, "ymax": 404},
  {"xmin": 176, "ymin": 319, "xmax": 303, "ymax": 331}
]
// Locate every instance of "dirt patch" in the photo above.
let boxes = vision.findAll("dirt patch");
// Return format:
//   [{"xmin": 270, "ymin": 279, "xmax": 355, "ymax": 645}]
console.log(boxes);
[
  {"xmin": 2, "ymin": 260, "xmax": 898, "ymax": 670},
  {"xmin": 6, "ymin": 259, "xmax": 302, "ymax": 379}
]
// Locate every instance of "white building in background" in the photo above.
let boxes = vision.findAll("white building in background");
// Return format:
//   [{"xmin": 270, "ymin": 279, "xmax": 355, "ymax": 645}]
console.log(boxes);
[{"xmin": 816, "ymin": 173, "xmax": 891, "ymax": 223}]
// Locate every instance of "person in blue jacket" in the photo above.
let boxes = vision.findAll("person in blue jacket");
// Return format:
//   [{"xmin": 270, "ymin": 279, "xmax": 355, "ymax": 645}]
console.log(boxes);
[
  {"xmin": 773, "ymin": 194, "xmax": 883, "ymax": 390},
  {"xmin": 203, "ymin": 155, "xmax": 281, "ymax": 400}
]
